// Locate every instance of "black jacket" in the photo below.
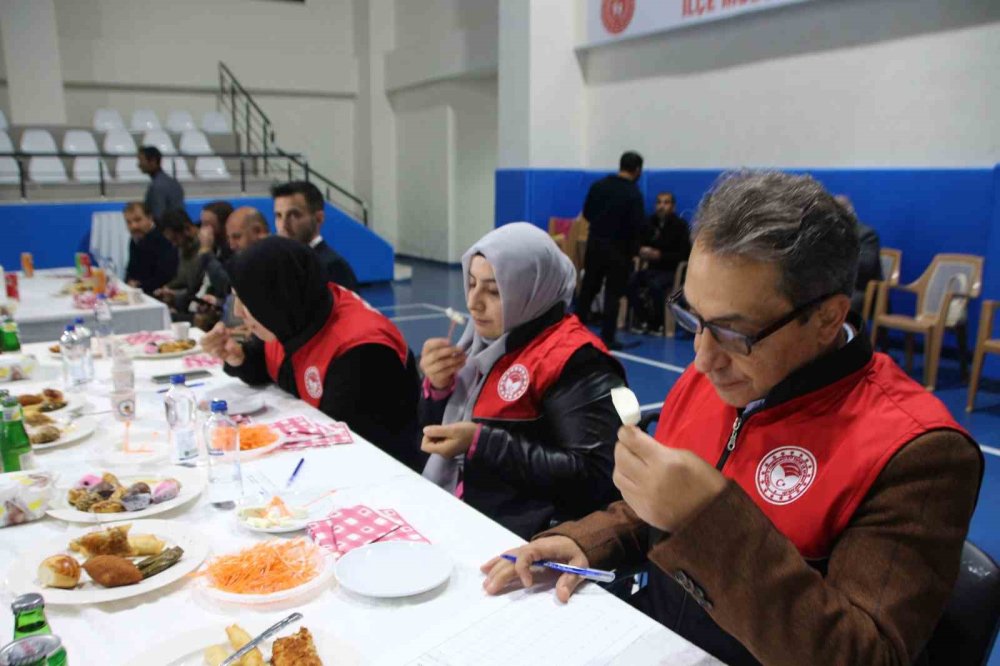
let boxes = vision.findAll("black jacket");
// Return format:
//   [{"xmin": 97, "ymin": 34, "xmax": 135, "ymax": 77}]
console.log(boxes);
[
  {"xmin": 851, "ymin": 222, "xmax": 883, "ymax": 315},
  {"xmin": 313, "ymin": 239, "xmax": 358, "ymax": 291},
  {"xmin": 582, "ymin": 175, "xmax": 645, "ymax": 254},
  {"xmin": 639, "ymin": 213, "xmax": 691, "ymax": 275},
  {"xmin": 419, "ymin": 305, "xmax": 625, "ymax": 539},
  {"xmin": 125, "ymin": 227, "xmax": 178, "ymax": 294},
  {"xmin": 224, "ymin": 237, "xmax": 423, "ymax": 472}
]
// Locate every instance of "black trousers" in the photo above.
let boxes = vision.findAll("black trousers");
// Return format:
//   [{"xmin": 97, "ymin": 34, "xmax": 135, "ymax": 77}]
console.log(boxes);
[
  {"xmin": 577, "ymin": 241, "xmax": 631, "ymax": 344},
  {"xmin": 627, "ymin": 269, "xmax": 674, "ymax": 329}
]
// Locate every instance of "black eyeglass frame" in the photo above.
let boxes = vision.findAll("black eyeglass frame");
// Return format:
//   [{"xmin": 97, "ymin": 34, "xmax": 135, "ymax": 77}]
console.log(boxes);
[{"xmin": 667, "ymin": 290, "xmax": 837, "ymax": 355}]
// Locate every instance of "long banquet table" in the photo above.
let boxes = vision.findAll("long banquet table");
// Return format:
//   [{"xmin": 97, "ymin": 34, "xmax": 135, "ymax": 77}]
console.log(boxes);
[
  {"xmin": 0, "ymin": 334, "xmax": 719, "ymax": 665},
  {"xmin": 10, "ymin": 268, "xmax": 171, "ymax": 344}
]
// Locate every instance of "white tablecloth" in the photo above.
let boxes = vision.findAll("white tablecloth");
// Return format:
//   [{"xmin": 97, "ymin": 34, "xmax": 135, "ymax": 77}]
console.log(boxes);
[
  {"xmin": 0, "ymin": 336, "xmax": 719, "ymax": 666},
  {"xmin": 10, "ymin": 268, "xmax": 171, "ymax": 343}
]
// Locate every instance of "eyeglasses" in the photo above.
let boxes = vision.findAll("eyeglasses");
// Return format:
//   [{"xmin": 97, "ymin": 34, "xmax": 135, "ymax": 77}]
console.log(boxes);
[{"xmin": 667, "ymin": 290, "xmax": 836, "ymax": 356}]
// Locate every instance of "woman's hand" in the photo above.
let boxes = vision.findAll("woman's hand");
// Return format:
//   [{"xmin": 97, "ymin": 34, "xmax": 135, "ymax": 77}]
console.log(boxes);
[{"xmin": 420, "ymin": 337, "xmax": 467, "ymax": 390}]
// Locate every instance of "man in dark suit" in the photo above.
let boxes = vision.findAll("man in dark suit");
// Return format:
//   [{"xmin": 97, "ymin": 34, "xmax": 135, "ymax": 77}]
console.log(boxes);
[
  {"xmin": 272, "ymin": 181, "xmax": 358, "ymax": 291},
  {"xmin": 576, "ymin": 151, "xmax": 646, "ymax": 349},
  {"xmin": 123, "ymin": 201, "xmax": 178, "ymax": 295}
]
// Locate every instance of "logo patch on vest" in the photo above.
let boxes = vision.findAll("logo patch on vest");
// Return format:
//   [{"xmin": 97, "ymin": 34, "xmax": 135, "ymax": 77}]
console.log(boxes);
[
  {"xmin": 756, "ymin": 447, "xmax": 817, "ymax": 505},
  {"xmin": 304, "ymin": 366, "xmax": 323, "ymax": 400},
  {"xmin": 498, "ymin": 364, "xmax": 531, "ymax": 402}
]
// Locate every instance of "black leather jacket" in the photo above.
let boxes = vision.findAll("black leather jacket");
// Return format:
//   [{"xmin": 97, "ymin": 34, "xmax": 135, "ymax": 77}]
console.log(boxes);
[{"xmin": 419, "ymin": 304, "xmax": 625, "ymax": 539}]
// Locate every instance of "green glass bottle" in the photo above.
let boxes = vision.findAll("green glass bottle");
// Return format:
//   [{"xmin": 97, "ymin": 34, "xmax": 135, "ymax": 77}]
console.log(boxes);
[
  {"xmin": 10, "ymin": 596, "xmax": 66, "ymax": 666},
  {"xmin": 1, "ymin": 397, "xmax": 35, "ymax": 473},
  {"xmin": 0, "ymin": 320, "xmax": 20, "ymax": 353},
  {"xmin": 0, "ymin": 635, "xmax": 65, "ymax": 666}
]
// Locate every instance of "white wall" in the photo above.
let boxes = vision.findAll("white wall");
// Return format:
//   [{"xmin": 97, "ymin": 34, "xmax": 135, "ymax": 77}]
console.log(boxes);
[
  {"xmin": 581, "ymin": 0, "xmax": 1000, "ymax": 168},
  {"xmin": 50, "ymin": 0, "xmax": 357, "ymax": 189},
  {"xmin": 396, "ymin": 104, "xmax": 454, "ymax": 261},
  {"xmin": 0, "ymin": 0, "xmax": 67, "ymax": 124}
]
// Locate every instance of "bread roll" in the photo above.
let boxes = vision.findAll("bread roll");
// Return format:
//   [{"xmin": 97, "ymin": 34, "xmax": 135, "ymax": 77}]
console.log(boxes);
[{"xmin": 38, "ymin": 555, "xmax": 81, "ymax": 589}]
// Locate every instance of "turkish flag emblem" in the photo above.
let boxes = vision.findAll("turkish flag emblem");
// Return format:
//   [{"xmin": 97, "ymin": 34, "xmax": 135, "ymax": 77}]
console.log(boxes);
[{"xmin": 602, "ymin": 0, "xmax": 635, "ymax": 35}]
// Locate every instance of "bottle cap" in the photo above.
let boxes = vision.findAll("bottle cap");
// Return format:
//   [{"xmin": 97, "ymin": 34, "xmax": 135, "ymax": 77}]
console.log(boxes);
[
  {"xmin": 10, "ymin": 593, "xmax": 44, "ymax": 614},
  {"xmin": 210, "ymin": 400, "xmax": 228, "ymax": 413}
]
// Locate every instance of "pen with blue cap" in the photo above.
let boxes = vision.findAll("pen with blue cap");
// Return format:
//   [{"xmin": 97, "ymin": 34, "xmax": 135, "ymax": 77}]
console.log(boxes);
[{"xmin": 500, "ymin": 553, "xmax": 616, "ymax": 583}]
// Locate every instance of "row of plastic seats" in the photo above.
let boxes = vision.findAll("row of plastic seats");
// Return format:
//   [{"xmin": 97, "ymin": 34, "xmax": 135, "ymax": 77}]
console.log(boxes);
[
  {"xmin": 93, "ymin": 108, "xmax": 230, "ymax": 134},
  {"xmin": 9, "ymin": 128, "xmax": 216, "ymax": 157},
  {"xmin": 0, "ymin": 155, "xmax": 231, "ymax": 185}
]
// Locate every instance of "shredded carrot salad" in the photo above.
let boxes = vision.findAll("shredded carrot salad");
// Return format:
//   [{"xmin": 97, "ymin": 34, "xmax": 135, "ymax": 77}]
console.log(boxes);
[
  {"xmin": 199, "ymin": 539, "xmax": 321, "ymax": 594},
  {"xmin": 237, "ymin": 425, "xmax": 279, "ymax": 451}
]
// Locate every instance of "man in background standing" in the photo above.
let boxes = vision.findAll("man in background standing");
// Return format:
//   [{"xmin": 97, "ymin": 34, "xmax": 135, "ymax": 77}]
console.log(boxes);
[
  {"xmin": 137, "ymin": 146, "xmax": 185, "ymax": 224},
  {"xmin": 627, "ymin": 191, "xmax": 691, "ymax": 333},
  {"xmin": 272, "ymin": 181, "xmax": 358, "ymax": 291},
  {"xmin": 576, "ymin": 151, "xmax": 646, "ymax": 349}
]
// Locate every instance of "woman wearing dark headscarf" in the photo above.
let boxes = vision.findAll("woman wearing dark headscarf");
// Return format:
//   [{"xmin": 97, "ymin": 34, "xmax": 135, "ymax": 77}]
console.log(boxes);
[
  {"xmin": 201, "ymin": 236, "xmax": 424, "ymax": 471},
  {"xmin": 419, "ymin": 223, "xmax": 626, "ymax": 539}
]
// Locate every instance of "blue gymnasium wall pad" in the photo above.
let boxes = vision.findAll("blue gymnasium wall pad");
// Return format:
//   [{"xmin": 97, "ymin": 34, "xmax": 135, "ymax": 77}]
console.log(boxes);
[
  {"xmin": 497, "ymin": 165, "xmax": 1000, "ymax": 373},
  {"xmin": 0, "ymin": 196, "xmax": 394, "ymax": 284}
]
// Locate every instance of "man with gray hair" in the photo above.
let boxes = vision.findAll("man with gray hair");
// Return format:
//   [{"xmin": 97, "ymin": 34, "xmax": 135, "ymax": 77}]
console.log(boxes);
[{"xmin": 482, "ymin": 171, "xmax": 982, "ymax": 665}]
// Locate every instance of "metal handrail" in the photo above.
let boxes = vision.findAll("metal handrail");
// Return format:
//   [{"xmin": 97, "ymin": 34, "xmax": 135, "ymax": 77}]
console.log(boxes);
[{"xmin": 216, "ymin": 61, "xmax": 369, "ymax": 227}]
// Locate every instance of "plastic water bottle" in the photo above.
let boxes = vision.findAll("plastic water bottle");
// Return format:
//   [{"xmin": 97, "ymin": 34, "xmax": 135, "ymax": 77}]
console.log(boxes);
[
  {"xmin": 110, "ymin": 341, "xmax": 134, "ymax": 392},
  {"xmin": 164, "ymin": 375, "xmax": 199, "ymax": 465},
  {"xmin": 203, "ymin": 400, "xmax": 242, "ymax": 508},
  {"xmin": 72, "ymin": 317, "xmax": 94, "ymax": 382},
  {"xmin": 59, "ymin": 325, "xmax": 91, "ymax": 389},
  {"xmin": 93, "ymin": 294, "xmax": 114, "ymax": 358}
]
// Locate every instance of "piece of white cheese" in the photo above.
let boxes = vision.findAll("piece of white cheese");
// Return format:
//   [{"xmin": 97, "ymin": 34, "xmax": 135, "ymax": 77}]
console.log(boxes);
[
  {"xmin": 445, "ymin": 307, "xmax": 467, "ymax": 325},
  {"xmin": 610, "ymin": 387, "xmax": 641, "ymax": 426}
]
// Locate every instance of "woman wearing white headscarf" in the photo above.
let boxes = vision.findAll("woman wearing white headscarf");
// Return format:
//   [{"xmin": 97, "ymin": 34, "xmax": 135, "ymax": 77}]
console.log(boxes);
[{"xmin": 419, "ymin": 223, "xmax": 626, "ymax": 539}]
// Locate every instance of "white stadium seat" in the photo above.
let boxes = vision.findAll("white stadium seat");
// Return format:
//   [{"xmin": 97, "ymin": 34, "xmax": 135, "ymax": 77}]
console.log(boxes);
[
  {"xmin": 93, "ymin": 108, "xmax": 125, "ymax": 132},
  {"xmin": 166, "ymin": 110, "xmax": 196, "ymax": 133},
  {"xmin": 114, "ymin": 156, "xmax": 147, "ymax": 183},
  {"xmin": 194, "ymin": 156, "xmax": 230, "ymax": 181},
  {"xmin": 178, "ymin": 129, "xmax": 213, "ymax": 155},
  {"xmin": 163, "ymin": 156, "xmax": 193, "ymax": 181},
  {"xmin": 20, "ymin": 129, "xmax": 58, "ymax": 154},
  {"xmin": 200, "ymin": 111, "xmax": 230, "ymax": 134},
  {"xmin": 141, "ymin": 129, "xmax": 178, "ymax": 155},
  {"xmin": 103, "ymin": 129, "xmax": 137, "ymax": 155},
  {"xmin": 0, "ymin": 131, "xmax": 13, "ymax": 153},
  {"xmin": 0, "ymin": 157, "xmax": 20, "ymax": 184},
  {"xmin": 73, "ymin": 157, "xmax": 110, "ymax": 183},
  {"xmin": 28, "ymin": 156, "xmax": 68, "ymax": 183},
  {"xmin": 130, "ymin": 109, "xmax": 162, "ymax": 132},
  {"xmin": 62, "ymin": 130, "xmax": 99, "ymax": 155},
  {"xmin": 0, "ymin": 109, "xmax": 8, "ymax": 131}
]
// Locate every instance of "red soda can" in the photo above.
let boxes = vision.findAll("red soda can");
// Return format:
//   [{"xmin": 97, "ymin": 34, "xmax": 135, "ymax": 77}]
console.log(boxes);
[
  {"xmin": 5, "ymin": 272, "xmax": 19, "ymax": 300},
  {"xmin": 79, "ymin": 253, "xmax": 92, "ymax": 278}
]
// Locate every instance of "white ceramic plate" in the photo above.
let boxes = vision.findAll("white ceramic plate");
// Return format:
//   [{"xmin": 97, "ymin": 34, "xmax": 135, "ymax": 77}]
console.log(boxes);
[
  {"xmin": 46, "ymin": 466, "xmax": 205, "ymax": 523},
  {"xmin": 236, "ymin": 492, "xmax": 336, "ymax": 535},
  {"xmin": 335, "ymin": 541, "xmax": 452, "ymax": 598},
  {"xmin": 16, "ymin": 392, "xmax": 86, "ymax": 416},
  {"xmin": 29, "ymin": 416, "xmax": 97, "ymax": 451},
  {"xmin": 234, "ymin": 426, "xmax": 287, "ymax": 461},
  {"xmin": 6, "ymin": 518, "xmax": 209, "ymax": 605},
  {"xmin": 198, "ymin": 543, "xmax": 336, "ymax": 606},
  {"xmin": 197, "ymin": 384, "xmax": 265, "ymax": 415},
  {"xmin": 128, "ymin": 343, "xmax": 200, "ymax": 360},
  {"xmin": 123, "ymin": 625, "xmax": 363, "ymax": 666}
]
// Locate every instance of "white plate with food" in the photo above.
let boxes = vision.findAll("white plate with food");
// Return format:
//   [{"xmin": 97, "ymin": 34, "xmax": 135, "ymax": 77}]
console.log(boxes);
[
  {"xmin": 7, "ymin": 519, "xmax": 209, "ymax": 605},
  {"xmin": 46, "ymin": 466, "xmax": 205, "ymax": 523},
  {"xmin": 233, "ymin": 424, "xmax": 287, "ymax": 461},
  {"xmin": 236, "ymin": 493, "xmax": 335, "ymax": 535},
  {"xmin": 127, "ymin": 338, "xmax": 200, "ymax": 359},
  {"xmin": 198, "ymin": 384, "xmax": 266, "ymax": 416},
  {"xmin": 125, "ymin": 623, "xmax": 361, "ymax": 666},
  {"xmin": 13, "ymin": 387, "xmax": 78, "ymax": 416},
  {"xmin": 335, "ymin": 541, "xmax": 452, "ymax": 598},
  {"xmin": 197, "ymin": 538, "xmax": 336, "ymax": 605},
  {"xmin": 26, "ymin": 416, "xmax": 97, "ymax": 451}
]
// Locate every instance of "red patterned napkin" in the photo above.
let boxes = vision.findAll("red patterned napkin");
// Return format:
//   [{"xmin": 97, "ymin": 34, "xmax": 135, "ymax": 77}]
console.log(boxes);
[
  {"xmin": 122, "ymin": 331, "xmax": 172, "ymax": 345},
  {"xmin": 306, "ymin": 504, "xmax": 429, "ymax": 556},
  {"xmin": 183, "ymin": 353, "xmax": 222, "ymax": 368},
  {"xmin": 268, "ymin": 416, "xmax": 353, "ymax": 449}
]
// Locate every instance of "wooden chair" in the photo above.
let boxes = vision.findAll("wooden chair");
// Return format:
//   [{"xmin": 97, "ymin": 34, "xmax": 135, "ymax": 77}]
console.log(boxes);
[
  {"xmin": 662, "ymin": 261, "xmax": 689, "ymax": 338},
  {"xmin": 861, "ymin": 248, "xmax": 902, "ymax": 323},
  {"xmin": 870, "ymin": 253, "xmax": 983, "ymax": 390},
  {"xmin": 966, "ymin": 299, "xmax": 1000, "ymax": 412}
]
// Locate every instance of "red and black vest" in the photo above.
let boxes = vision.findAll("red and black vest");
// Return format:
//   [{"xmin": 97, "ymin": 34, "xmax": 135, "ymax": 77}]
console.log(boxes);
[
  {"xmin": 654, "ymin": 353, "xmax": 968, "ymax": 560},
  {"xmin": 264, "ymin": 284, "xmax": 409, "ymax": 408},
  {"xmin": 472, "ymin": 315, "xmax": 609, "ymax": 421}
]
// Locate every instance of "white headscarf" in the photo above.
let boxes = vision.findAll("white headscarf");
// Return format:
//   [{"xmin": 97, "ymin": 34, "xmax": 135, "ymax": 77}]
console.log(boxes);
[{"xmin": 422, "ymin": 222, "xmax": 577, "ymax": 490}]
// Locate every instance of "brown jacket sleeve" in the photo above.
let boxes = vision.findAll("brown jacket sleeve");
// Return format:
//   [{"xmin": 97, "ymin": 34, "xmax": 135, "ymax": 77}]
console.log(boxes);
[{"xmin": 543, "ymin": 430, "xmax": 982, "ymax": 665}]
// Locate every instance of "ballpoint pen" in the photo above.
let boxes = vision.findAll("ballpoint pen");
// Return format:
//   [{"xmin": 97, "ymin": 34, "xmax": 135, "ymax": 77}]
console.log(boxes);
[{"xmin": 500, "ymin": 553, "xmax": 616, "ymax": 584}]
